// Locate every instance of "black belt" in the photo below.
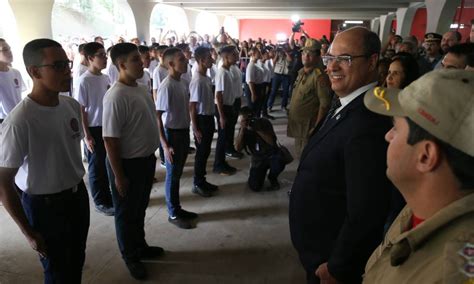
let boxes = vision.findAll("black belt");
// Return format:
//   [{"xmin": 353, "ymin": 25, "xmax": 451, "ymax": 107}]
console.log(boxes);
[{"xmin": 166, "ymin": 128, "xmax": 189, "ymax": 132}]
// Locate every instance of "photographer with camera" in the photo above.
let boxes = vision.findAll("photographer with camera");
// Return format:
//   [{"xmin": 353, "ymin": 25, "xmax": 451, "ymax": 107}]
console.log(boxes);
[
  {"xmin": 266, "ymin": 43, "xmax": 292, "ymax": 113},
  {"xmin": 235, "ymin": 107, "xmax": 286, "ymax": 191}
]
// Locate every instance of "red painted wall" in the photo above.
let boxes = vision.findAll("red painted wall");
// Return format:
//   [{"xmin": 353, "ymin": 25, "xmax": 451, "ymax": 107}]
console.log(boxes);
[
  {"xmin": 411, "ymin": 8, "xmax": 427, "ymax": 42},
  {"xmin": 239, "ymin": 19, "xmax": 331, "ymax": 42},
  {"xmin": 453, "ymin": 7, "xmax": 474, "ymax": 42}
]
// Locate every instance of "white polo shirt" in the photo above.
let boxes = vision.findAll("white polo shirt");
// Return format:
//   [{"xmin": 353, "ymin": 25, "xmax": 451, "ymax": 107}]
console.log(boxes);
[
  {"xmin": 76, "ymin": 70, "xmax": 110, "ymax": 127},
  {"xmin": 190, "ymin": 73, "xmax": 215, "ymax": 116},
  {"xmin": 0, "ymin": 67, "xmax": 25, "ymax": 119},
  {"xmin": 102, "ymin": 82, "xmax": 160, "ymax": 159},
  {"xmin": 105, "ymin": 62, "xmax": 119, "ymax": 85},
  {"xmin": 215, "ymin": 66, "xmax": 235, "ymax": 106},
  {"xmin": 148, "ymin": 59, "xmax": 159, "ymax": 76},
  {"xmin": 0, "ymin": 96, "xmax": 85, "ymax": 194},
  {"xmin": 156, "ymin": 76, "xmax": 190, "ymax": 129},
  {"xmin": 136, "ymin": 69, "xmax": 152, "ymax": 95},
  {"xmin": 192, "ymin": 63, "xmax": 217, "ymax": 85},
  {"xmin": 246, "ymin": 61, "xmax": 264, "ymax": 84},
  {"xmin": 230, "ymin": 65, "xmax": 243, "ymax": 99}
]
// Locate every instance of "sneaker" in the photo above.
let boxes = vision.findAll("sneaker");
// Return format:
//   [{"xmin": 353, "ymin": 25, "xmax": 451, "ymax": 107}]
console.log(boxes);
[
  {"xmin": 168, "ymin": 216, "xmax": 194, "ymax": 229},
  {"xmin": 125, "ymin": 260, "xmax": 147, "ymax": 280},
  {"xmin": 268, "ymin": 107, "xmax": 273, "ymax": 113},
  {"xmin": 188, "ymin": 147, "xmax": 196, "ymax": 154},
  {"xmin": 95, "ymin": 204, "xmax": 114, "ymax": 216},
  {"xmin": 204, "ymin": 181, "xmax": 219, "ymax": 192},
  {"xmin": 226, "ymin": 151, "xmax": 244, "ymax": 159},
  {"xmin": 140, "ymin": 246, "xmax": 165, "ymax": 259},
  {"xmin": 176, "ymin": 209, "xmax": 198, "ymax": 219},
  {"xmin": 192, "ymin": 184, "xmax": 213, "ymax": 197},
  {"xmin": 160, "ymin": 161, "xmax": 166, "ymax": 168}
]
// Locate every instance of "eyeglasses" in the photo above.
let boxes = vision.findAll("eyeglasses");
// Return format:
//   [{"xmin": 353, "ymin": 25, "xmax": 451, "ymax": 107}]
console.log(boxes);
[
  {"xmin": 322, "ymin": 54, "xmax": 368, "ymax": 67},
  {"xmin": 36, "ymin": 60, "xmax": 73, "ymax": 72}
]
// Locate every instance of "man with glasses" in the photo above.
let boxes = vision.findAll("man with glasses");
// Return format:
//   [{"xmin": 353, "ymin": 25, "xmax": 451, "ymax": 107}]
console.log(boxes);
[
  {"xmin": 0, "ymin": 38, "xmax": 26, "ymax": 124},
  {"xmin": 0, "ymin": 39, "xmax": 89, "ymax": 283},
  {"xmin": 287, "ymin": 38, "xmax": 331, "ymax": 157},
  {"xmin": 289, "ymin": 27, "xmax": 393, "ymax": 284}
]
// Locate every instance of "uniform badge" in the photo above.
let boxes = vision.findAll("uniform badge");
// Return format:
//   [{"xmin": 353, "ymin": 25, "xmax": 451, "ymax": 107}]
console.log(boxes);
[
  {"xmin": 70, "ymin": 118, "xmax": 79, "ymax": 132},
  {"xmin": 14, "ymin": 78, "xmax": 19, "ymax": 87},
  {"xmin": 459, "ymin": 243, "xmax": 474, "ymax": 260},
  {"xmin": 335, "ymin": 114, "xmax": 341, "ymax": 120},
  {"xmin": 460, "ymin": 260, "xmax": 474, "ymax": 278}
]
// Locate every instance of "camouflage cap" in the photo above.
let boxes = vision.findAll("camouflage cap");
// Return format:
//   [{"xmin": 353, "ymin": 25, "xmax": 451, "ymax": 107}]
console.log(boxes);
[
  {"xmin": 364, "ymin": 69, "xmax": 474, "ymax": 156},
  {"xmin": 301, "ymin": 38, "xmax": 322, "ymax": 52}
]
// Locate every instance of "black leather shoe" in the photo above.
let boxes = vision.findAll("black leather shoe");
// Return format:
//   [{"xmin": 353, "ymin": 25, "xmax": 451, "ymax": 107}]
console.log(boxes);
[
  {"xmin": 125, "ymin": 260, "xmax": 147, "ymax": 280},
  {"xmin": 140, "ymin": 246, "xmax": 165, "ymax": 259},
  {"xmin": 168, "ymin": 216, "xmax": 194, "ymax": 229},
  {"xmin": 204, "ymin": 181, "xmax": 219, "ymax": 192},
  {"xmin": 176, "ymin": 209, "xmax": 198, "ymax": 219},
  {"xmin": 192, "ymin": 184, "xmax": 213, "ymax": 197}
]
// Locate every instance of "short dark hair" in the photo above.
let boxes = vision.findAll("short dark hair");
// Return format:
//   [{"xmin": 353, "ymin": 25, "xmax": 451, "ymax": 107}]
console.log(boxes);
[
  {"xmin": 78, "ymin": 43, "xmax": 86, "ymax": 53},
  {"xmin": 23, "ymin": 38, "xmax": 62, "ymax": 68},
  {"xmin": 220, "ymin": 45, "xmax": 237, "ymax": 55},
  {"xmin": 156, "ymin": 45, "xmax": 168, "ymax": 53},
  {"xmin": 162, "ymin": 47, "xmax": 182, "ymax": 67},
  {"xmin": 138, "ymin": 45, "xmax": 150, "ymax": 54},
  {"xmin": 176, "ymin": 43, "xmax": 189, "ymax": 51},
  {"xmin": 194, "ymin": 46, "xmax": 210, "ymax": 62},
  {"xmin": 406, "ymin": 117, "xmax": 474, "ymax": 189},
  {"xmin": 150, "ymin": 43, "xmax": 160, "ymax": 50},
  {"xmin": 390, "ymin": 52, "xmax": 420, "ymax": 88},
  {"xmin": 110, "ymin": 43, "xmax": 137, "ymax": 68},
  {"xmin": 447, "ymin": 43, "xmax": 474, "ymax": 58},
  {"xmin": 83, "ymin": 42, "xmax": 104, "ymax": 58}
]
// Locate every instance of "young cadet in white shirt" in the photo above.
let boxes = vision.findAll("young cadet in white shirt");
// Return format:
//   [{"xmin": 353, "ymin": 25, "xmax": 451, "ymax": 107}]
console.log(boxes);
[
  {"xmin": 156, "ymin": 48, "xmax": 198, "ymax": 230},
  {"xmin": 102, "ymin": 43, "xmax": 161, "ymax": 280},
  {"xmin": 152, "ymin": 45, "xmax": 169, "ymax": 101},
  {"xmin": 151, "ymin": 45, "xmax": 169, "ymax": 167},
  {"xmin": 213, "ymin": 45, "xmax": 239, "ymax": 175},
  {"xmin": 0, "ymin": 39, "xmax": 89, "ymax": 284},
  {"xmin": 0, "ymin": 38, "xmax": 26, "ymax": 123},
  {"xmin": 227, "ymin": 53, "xmax": 245, "ymax": 159},
  {"xmin": 148, "ymin": 44, "xmax": 160, "ymax": 76},
  {"xmin": 261, "ymin": 47, "xmax": 275, "ymax": 119},
  {"xmin": 189, "ymin": 47, "xmax": 219, "ymax": 198},
  {"xmin": 72, "ymin": 43, "xmax": 88, "ymax": 96},
  {"xmin": 76, "ymin": 42, "xmax": 113, "ymax": 216},
  {"xmin": 136, "ymin": 45, "xmax": 152, "ymax": 97},
  {"xmin": 105, "ymin": 46, "xmax": 119, "ymax": 85},
  {"xmin": 245, "ymin": 47, "xmax": 265, "ymax": 117}
]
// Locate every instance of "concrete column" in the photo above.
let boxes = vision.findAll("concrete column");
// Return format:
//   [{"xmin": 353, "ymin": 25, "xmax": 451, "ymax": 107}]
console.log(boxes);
[
  {"xmin": 425, "ymin": 0, "xmax": 461, "ymax": 34},
  {"xmin": 127, "ymin": 0, "xmax": 156, "ymax": 43},
  {"xmin": 395, "ymin": 2, "xmax": 425, "ymax": 37},
  {"xmin": 379, "ymin": 13, "xmax": 396, "ymax": 46},
  {"xmin": 9, "ymin": 0, "xmax": 54, "ymax": 45},
  {"xmin": 371, "ymin": 18, "xmax": 380, "ymax": 35},
  {"xmin": 184, "ymin": 9, "xmax": 200, "ymax": 32}
]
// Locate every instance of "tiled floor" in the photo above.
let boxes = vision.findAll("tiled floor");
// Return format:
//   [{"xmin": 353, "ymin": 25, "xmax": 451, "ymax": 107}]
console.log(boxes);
[{"xmin": 0, "ymin": 110, "xmax": 306, "ymax": 283}]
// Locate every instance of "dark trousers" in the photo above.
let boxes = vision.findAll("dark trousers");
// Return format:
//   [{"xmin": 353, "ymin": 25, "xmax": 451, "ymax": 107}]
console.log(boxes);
[
  {"xmin": 227, "ymin": 98, "xmax": 241, "ymax": 153},
  {"xmin": 0, "ymin": 119, "xmax": 3, "ymax": 124},
  {"xmin": 248, "ymin": 152, "xmax": 286, "ymax": 191},
  {"xmin": 262, "ymin": 81, "xmax": 272, "ymax": 115},
  {"xmin": 268, "ymin": 73, "xmax": 290, "ymax": 109},
  {"xmin": 21, "ymin": 181, "xmax": 90, "ymax": 284},
  {"xmin": 245, "ymin": 83, "xmax": 265, "ymax": 117},
  {"xmin": 194, "ymin": 115, "xmax": 215, "ymax": 186},
  {"xmin": 106, "ymin": 154, "xmax": 156, "ymax": 262},
  {"xmin": 214, "ymin": 105, "xmax": 235, "ymax": 170},
  {"xmin": 86, "ymin": 127, "xmax": 112, "ymax": 207},
  {"xmin": 164, "ymin": 128, "xmax": 190, "ymax": 216}
]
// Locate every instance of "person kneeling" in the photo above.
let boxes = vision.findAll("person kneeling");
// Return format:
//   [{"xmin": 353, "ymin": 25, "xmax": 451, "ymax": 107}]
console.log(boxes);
[{"xmin": 235, "ymin": 107, "xmax": 286, "ymax": 191}]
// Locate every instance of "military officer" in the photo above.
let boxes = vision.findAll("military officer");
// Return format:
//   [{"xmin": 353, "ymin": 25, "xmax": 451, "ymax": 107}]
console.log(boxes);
[
  {"xmin": 287, "ymin": 38, "xmax": 331, "ymax": 157},
  {"xmin": 363, "ymin": 69, "xmax": 474, "ymax": 283}
]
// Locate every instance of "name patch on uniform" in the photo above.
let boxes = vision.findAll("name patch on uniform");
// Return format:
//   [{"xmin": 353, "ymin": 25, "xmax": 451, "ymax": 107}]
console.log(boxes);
[
  {"xmin": 14, "ymin": 78, "xmax": 19, "ymax": 88},
  {"xmin": 459, "ymin": 243, "xmax": 474, "ymax": 260},
  {"xmin": 70, "ymin": 118, "xmax": 81, "ymax": 139}
]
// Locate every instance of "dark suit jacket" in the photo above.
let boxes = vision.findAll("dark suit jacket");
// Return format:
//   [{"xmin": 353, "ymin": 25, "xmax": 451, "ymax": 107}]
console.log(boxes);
[{"xmin": 289, "ymin": 92, "xmax": 393, "ymax": 283}]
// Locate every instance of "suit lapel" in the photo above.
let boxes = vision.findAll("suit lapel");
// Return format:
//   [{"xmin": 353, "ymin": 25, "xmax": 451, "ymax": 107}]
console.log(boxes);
[{"xmin": 299, "ymin": 94, "xmax": 365, "ymax": 165}]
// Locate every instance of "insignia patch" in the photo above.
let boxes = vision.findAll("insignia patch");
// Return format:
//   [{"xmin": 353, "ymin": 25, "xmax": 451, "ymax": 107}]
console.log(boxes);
[
  {"xmin": 70, "ymin": 118, "xmax": 79, "ymax": 132},
  {"xmin": 14, "ymin": 78, "xmax": 19, "ymax": 87},
  {"xmin": 460, "ymin": 260, "xmax": 474, "ymax": 278},
  {"xmin": 459, "ymin": 243, "xmax": 474, "ymax": 260}
]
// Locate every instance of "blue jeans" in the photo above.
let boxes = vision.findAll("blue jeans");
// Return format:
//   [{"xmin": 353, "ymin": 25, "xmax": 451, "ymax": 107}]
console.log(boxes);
[
  {"xmin": 194, "ymin": 115, "xmax": 215, "ymax": 186},
  {"xmin": 86, "ymin": 126, "xmax": 112, "ymax": 207},
  {"xmin": 106, "ymin": 154, "xmax": 156, "ymax": 262},
  {"xmin": 267, "ymin": 73, "xmax": 290, "ymax": 109},
  {"xmin": 21, "ymin": 181, "xmax": 90, "ymax": 284},
  {"xmin": 164, "ymin": 128, "xmax": 190, "ymax": 217}
]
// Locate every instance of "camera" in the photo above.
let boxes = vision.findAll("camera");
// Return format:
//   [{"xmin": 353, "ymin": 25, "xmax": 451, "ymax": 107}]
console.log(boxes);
[{"xmin": 292, "ymin": 20, "xmax": 304, "ymax": 33}]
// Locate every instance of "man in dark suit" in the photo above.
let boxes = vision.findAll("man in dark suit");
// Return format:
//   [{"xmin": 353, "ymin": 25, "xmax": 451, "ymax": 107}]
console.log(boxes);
[{"xmin": 289, "ymin": 27, "xmax": 393, "ymax": 284}]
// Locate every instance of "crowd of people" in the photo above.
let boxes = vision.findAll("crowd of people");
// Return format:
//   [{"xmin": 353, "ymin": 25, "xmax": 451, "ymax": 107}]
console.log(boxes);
[{"xmin": 0, "ymin": 19, "xmax": 473, "ymax": 283}]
